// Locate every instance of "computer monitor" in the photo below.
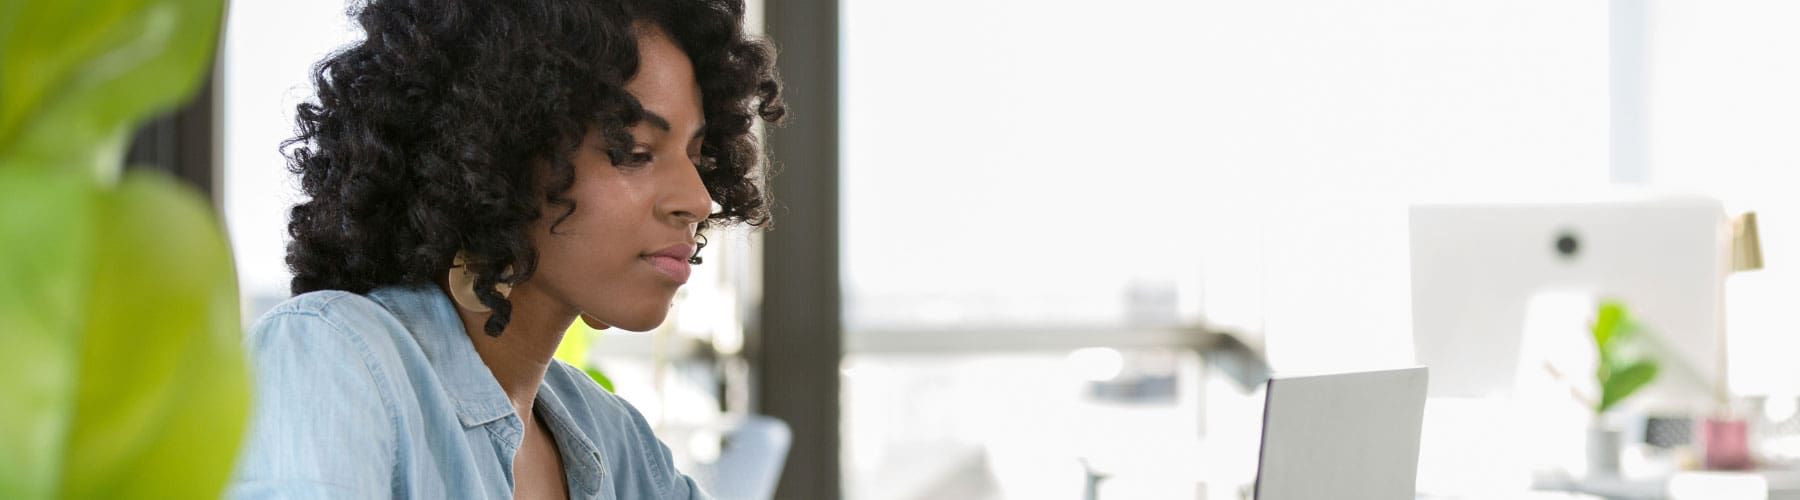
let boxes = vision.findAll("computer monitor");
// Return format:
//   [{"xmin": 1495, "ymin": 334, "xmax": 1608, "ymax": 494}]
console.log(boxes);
[{"xmin": 1408, "ymin": 194, "xmax": 1729, "ymax": 401}]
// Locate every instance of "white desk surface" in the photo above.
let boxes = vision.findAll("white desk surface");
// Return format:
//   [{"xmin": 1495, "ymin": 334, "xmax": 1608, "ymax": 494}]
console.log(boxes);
[{"xmin": 1534, "ymin": 469, "xmax": 1800, "ymax": 500}]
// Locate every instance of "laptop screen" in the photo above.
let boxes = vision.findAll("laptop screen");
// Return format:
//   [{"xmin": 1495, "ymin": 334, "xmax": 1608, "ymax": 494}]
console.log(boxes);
[{"xmin": 1255, "ymin": 367, "xmax": 1429, "ymax": 500}]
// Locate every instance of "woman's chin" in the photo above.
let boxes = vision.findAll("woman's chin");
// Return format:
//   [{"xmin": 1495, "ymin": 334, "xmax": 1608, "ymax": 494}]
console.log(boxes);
[{"xmin": 599, "ymin": 313, "xmax": 668, "ymax": 333}]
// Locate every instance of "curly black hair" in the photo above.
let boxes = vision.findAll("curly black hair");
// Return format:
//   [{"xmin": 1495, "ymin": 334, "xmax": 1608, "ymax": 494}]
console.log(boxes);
[{"xmin": 283, "ymin": 0, "xmax": 785, "ymax": 336}]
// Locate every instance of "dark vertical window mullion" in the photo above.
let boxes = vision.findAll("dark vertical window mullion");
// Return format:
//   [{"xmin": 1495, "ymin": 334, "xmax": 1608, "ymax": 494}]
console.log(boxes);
[
  {"xmin": 125, "ymin": 69, "xmax": 217, "ymax": 202},
  {"xmin": 757, "ymin": 0, "xmax": 843, "ymax": 498}
]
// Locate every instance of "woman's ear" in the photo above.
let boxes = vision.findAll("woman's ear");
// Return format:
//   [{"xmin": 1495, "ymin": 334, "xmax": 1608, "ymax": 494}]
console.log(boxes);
[{"xmin": 579, "ymin": 313, "xmax": 612, "ymax": 331}]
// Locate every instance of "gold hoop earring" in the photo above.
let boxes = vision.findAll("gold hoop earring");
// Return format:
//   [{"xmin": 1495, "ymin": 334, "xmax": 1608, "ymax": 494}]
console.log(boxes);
[{"xmin": 448, "ymin": 252, "xmax": 511, "ymax": 313}]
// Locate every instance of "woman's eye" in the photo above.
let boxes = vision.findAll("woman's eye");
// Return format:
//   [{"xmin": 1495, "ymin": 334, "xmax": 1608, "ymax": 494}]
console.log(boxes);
[{"xmin": 620, "ymin": 145, "xmax": 653, "ymax": 166}]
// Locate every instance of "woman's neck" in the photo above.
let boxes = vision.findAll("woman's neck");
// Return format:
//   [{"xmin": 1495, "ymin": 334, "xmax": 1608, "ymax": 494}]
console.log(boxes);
[{"xmin": 442, "ymin": 282, "xmax": 578, "ymax": 417}]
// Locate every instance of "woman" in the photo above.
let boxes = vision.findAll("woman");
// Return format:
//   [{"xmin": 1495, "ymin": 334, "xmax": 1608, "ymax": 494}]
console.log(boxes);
[{"xmin": 227, "ymin": 0, "xmax": 783, "ymax": 498}]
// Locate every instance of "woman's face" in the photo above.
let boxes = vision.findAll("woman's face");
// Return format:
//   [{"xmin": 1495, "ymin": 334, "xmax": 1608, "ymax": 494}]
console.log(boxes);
[{"xmin": 525, "ymin": 28, "xmax": 711, "ymax": 332}]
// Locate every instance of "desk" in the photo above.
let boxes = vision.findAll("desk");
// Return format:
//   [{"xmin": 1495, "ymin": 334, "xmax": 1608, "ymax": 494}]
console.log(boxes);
[{"xmin": 1534, "ymin": 469, "xmax": 1800, "ymax": 500}]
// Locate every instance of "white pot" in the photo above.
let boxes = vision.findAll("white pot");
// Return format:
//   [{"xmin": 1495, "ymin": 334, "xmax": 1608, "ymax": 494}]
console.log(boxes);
[{"xmin": 1588, "ymin": 427, "xmax": 1623, "ymax": 477}]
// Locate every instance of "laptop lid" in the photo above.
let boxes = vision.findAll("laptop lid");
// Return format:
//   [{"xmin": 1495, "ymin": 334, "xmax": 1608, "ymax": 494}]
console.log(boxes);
[{"xmin": 1254, "ymin": 367, "xmax": 1429, "ymax": 500}]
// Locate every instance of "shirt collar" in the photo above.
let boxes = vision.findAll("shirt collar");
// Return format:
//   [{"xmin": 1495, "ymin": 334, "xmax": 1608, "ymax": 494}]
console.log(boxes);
[
  {"xmin": 536, "ymin": 381, "xmax": 606, "ymax": 497},
  {"xmin": 366, "ymin": 284, "xmax": 516, "ymax": 428}
]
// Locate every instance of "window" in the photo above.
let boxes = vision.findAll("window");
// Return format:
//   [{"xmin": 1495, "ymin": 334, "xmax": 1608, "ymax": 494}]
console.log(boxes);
[
  {"xmin": 1644, "ymin": 1, "xmax": 1800, "ymax": 397},
  {"xmin": 220, "ymin": 1, "xmax": 357, "ymax": 320},
  {"xmin": 841, "ymin": 1, "xmax": 1609, "ymax": 497}
]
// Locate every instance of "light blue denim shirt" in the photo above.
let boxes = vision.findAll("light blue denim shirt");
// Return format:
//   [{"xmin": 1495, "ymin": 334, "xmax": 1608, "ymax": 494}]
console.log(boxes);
[{"xmin": 227, "ymin": 284, "xmax": 707, "ymax": 499}]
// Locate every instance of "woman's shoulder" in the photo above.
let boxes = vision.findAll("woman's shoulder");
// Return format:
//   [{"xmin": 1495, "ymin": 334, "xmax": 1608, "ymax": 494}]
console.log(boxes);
[
  {"xmin": 254, "ymin": 289, "xmax": 402, "ymax": 332},
  {"xmin": 251, "ymin": 288, "xmax": 417, "ymax": 343},
  {"xmin": 230, "ymin": 290, "xmax": 411, "ymax": 497},
  {"xmin": 244, "ymin": 290, "xmax": 416, "ymax": 396}
]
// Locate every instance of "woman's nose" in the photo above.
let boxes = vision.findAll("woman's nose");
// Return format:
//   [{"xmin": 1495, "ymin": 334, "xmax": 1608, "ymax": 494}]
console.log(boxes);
[{"xmin": 661, "ymin": 158, "xmax": 712, "ymax": 226}]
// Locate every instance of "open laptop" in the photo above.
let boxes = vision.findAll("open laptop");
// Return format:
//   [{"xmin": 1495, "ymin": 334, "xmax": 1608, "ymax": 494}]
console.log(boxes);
[{"xmin": 1254, "ymin": 367, "xmax": 1429, "ymax": 500}]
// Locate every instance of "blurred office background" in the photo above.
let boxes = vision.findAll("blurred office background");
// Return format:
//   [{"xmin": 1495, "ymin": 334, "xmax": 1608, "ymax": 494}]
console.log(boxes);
[{"xmin": 126, "ymin": 0, "xmax": 1800, "ymax": 498}]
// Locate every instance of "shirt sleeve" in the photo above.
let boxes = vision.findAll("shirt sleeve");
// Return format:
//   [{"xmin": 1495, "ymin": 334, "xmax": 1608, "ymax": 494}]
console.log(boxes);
[{"xmin": 225, "ymin": 308, "xmax": 399, "ymax": 499}]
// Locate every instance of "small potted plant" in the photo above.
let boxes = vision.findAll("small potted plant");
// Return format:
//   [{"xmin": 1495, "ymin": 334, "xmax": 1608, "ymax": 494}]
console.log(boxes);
[{"xmin": 1588, "ymin": 300, "xmax": 1660, "ymax": 476}]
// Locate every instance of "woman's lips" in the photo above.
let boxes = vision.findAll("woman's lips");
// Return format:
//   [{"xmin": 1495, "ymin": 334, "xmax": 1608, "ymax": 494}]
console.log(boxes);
[{"xmin": 645, "ymin": 255, "xmax": 691, "ymax": 284}]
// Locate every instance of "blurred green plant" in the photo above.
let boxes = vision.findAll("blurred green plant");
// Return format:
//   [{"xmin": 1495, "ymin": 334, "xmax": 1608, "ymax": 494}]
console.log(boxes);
[
  {"xmin": 555, "ymin": 321, "xmax": 616, "ymax": 392},
  {"xmin": 1593, "ymin": 300, "xmax": 1660, "ymax": 415},
  {"xmin": 0, "ymin": 0, "xmax": 246, "ymax": 498}
]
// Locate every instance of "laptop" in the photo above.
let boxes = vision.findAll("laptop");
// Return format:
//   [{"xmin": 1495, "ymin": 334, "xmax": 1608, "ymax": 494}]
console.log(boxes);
[{"xmin": 1254, "ymin": 367, "xmax": 1429, "ymax": 500}]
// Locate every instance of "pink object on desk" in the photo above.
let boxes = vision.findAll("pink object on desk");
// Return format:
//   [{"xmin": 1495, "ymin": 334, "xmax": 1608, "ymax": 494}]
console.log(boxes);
[{"xmin": 1703, "ymin": 417, "xmax": 1753, "ymax": 470}]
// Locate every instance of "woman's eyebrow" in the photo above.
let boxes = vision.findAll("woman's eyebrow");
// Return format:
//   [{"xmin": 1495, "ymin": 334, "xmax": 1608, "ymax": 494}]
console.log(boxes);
[
  {"xmin": 641, "ymin": 111, "xmax": 673, "ymax": 132},
  {"xmin": 640, "ymin": 110, "xmax": 706, "ymax": 139}
]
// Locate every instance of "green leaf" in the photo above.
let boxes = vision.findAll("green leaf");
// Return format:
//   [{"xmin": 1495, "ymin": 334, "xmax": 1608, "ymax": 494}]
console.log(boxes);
[
  {"xmin": 0, "ymin": 172, "xmax": 247, "ymax": 499},
  {"xmin": 0, "ymin": 0, "xmax": 239, "ymax": 497},
  {"xmin": 1592, "ymin": 300, "xmax": 1658, "ymax": 414},
  {"xmin": 555, "ymin": 322, "xmax": 594, "ymax": 367},
  {"xmin": 58, "ymin": 172, "xmax": 248, "ymax": 499},
  {"xmin": 558, "ymin": 322, "xmax": 615, "ymax": 392},
  {"xmin": 0, "ymin": 170, "xmax": 98, "ymax": 499},
  {"xmin": 1593, "ymin": 300, "xmax": 1627, "ymax": 348},
  {"xmin": 1599, "ymin": 361, "xmax": 1659, "ymax": 414},
  {"xmin": 585, "ymin": 367, "xmax": 617, "ymax": 393},
  {"xmin": 0, "ymin": 0, "xmax": 226, "ymax": 181}
]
